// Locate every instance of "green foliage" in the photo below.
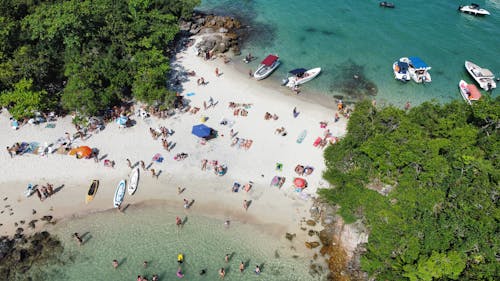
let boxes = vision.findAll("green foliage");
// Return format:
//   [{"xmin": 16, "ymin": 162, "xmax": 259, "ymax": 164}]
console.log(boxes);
[
  {"xmin": 320, "ymin": 98, "xmax": 500, "ymax": 280},
  {"xmin": 0, "ymin": 0, "xmax": 200, "ymax": 116},
  {"xmin": 0, "ymin": 78, "xmax": 49, "ymax": 119}
]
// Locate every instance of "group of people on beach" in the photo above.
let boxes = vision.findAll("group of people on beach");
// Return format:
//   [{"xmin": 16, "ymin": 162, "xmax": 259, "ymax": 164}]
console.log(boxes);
[{"xmin": 35, "ymin": 183, "xmax": 55, "ymax": 201}]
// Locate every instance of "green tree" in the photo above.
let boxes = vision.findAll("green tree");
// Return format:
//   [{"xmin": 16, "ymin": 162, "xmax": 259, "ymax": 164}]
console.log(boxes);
[{"xmin": 0, "ymin": 78, "xmax": 49, "ymax": 119}]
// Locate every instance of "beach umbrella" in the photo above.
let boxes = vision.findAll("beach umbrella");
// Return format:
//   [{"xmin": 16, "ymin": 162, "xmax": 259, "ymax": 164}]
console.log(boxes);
[
  {"xmin": 191, "ymin": 124, "xmax": 212, "ymax": 138},
  {"xmin": 69, "ymin": 146, "xmax": 93, "ymax": 158},
  {"xmin": 116, "ymin": 115, "xmax": 128, "ymax": 126},
  {"xmin": 293, "ymin": 177, "xmax": 307, "ymax": 189}
]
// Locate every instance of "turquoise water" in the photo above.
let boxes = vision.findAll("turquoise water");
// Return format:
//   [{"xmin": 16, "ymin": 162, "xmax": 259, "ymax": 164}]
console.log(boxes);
[
  {"xmin": 31, "ymin": 203, "xmax": 317, "ymax": 281},
  {"xmin": 198, "ymin": 0, "xmax": 500, "ymax": 106}
]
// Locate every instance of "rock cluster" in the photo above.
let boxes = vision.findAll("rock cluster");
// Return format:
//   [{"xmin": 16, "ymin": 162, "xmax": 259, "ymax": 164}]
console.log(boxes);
[
  {"xmin": 180, "ymin": 12, "xmax": 244, "ymax": 56},
  {"xmin": 0, "ymin": 230, "xmax": 63, "ymax": 279},
  {"xmin": 305, "ymin": 199, "xmax": 369, "ymax": 280}
]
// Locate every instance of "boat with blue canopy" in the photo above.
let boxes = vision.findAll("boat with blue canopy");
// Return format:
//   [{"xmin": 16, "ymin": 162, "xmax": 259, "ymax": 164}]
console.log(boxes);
[{"xmin": 408, "ymin": 56, "xmax": 432, "ymax": 83}]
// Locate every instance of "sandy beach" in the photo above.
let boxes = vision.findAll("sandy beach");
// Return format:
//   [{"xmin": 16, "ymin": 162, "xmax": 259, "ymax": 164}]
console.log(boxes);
[{"xmin": 0, "ymin": 37, "xmax": 347, "ymax": 245}]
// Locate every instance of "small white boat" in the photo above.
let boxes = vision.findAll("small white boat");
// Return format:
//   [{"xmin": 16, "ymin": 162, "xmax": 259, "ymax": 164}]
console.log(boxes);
[
  {"xmin": 283, "ymin": 68, "xmax": 321, "ymax": 88},
  {"xmin": 393, "ymin": 58, "xmax": 411, "ymax": 82},
  {"xmin": 408, "ymin": 56, "xmax": 432, "ymax": 83},
  {"xmin": 459, "ymin": 4, "xmax": 490, "ymax": 16},
  {"xmin": 113, "ymin": 180, "xmax": 126, "ymax": 208},
  {"xmin": 254, "ymin": 54, "xmax": 280, "ymax": 80},
  {"xmin": 459, "ymin": 80, "xmax": 482, "ymax": 105},
  {"xmin": 379, "ymin": 2, "xmax": 395, "ymax": 8},
  {"xmin": 465, "ymin": 61, "xmax": 496, "ymax": 90},
  {"xmin": 128, "ymin": 168, "xmax": 139, "ymax": 195}
]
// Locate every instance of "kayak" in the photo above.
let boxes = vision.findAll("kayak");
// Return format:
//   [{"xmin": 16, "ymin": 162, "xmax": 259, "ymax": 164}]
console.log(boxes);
[
  {"xmin": 113, "ymin": 180, "xmax": 126, "ymax": 208},
  {"xmin": 128, "ymin": 168, "xmax": 140, "ymax": 195},
  {"xmin": 86, "ymin": 180, "xmax": 99, "ymax": 204}
]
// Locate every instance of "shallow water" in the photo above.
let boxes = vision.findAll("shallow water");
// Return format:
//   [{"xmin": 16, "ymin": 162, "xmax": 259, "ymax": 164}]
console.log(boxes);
[
  {"xmin": 28, "ymin": 203, "xmax": 318, "ymax": 281},
  {"xmin": 198, "ymin": 0, "xmax": 500, "ymax": 106}
]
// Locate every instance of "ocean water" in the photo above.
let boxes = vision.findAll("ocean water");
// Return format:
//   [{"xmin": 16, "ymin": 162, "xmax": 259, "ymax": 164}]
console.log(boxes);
[
  {"xmin": 198, "ymin": 0, "xmax": 500, "ymax": 106},
  {"xmin": 28, "ymin": 203, "xmax": 317, "ymax": 281}
]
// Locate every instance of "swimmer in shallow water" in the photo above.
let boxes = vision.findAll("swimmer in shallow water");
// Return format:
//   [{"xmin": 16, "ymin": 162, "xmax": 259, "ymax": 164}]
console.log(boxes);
[{"xmin": 199, "ymin": 269, "xmax": 207, "ymax": 275}]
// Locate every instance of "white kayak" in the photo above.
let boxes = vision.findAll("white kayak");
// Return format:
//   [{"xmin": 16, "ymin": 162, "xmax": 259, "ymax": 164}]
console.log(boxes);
[
  {"xmin": 128, "ymin": 168, "xmax": 140, "ymax": 195},
  {"xmin": 113, "ymin": 180, "xmax": 126, "ymax": 208}
]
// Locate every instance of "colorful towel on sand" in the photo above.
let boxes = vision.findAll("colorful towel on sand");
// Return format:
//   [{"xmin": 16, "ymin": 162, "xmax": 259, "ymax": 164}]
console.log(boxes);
[
  {"xmin": 45, "ymin": 123, "xmax": 56, "ymax": 128},
  {"xmin": 296, "ymin": 130, "xmax": 307, "ymax": 144},
  {"xmin": 152, "ymin": 153, "xmax": 164, "ymax": 163},
  {"xmin": 186, "ymin": 92, "xmax": 195, "ymax": 97}
]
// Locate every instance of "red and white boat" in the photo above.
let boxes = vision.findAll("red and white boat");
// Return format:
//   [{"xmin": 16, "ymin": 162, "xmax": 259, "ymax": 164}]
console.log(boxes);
[
  {"xmin": 254, "ymin": 54, "xmax": 280, "ymax": 80},
  {"xmin": 458, "ymin": 80, "xmax": 481, "ymax": 105}
]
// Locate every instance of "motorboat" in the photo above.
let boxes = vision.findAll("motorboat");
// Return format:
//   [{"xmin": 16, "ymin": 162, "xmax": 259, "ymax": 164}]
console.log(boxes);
[
  {"xmin": 408, "ymin": 56, "xmax": 432, "ymax": 83},
  {"xmin": 254, "ymin": 54, "xmax": 280, "ymax": 80},
  {"xmin": 458, "ymin": 80, "xmax": 482, "ymax": 105},
  {"xmin": 459, "ymin": 4, "xmax": 490, "ymax": 16},
  {"xmin": 283, "ymin": 67, "xmax": 321, "ymax": 88},
  {"xmin": 380, "ymin": 2, "xmax": 395, "ymax": 8},
  {"xmin": 393, "ymin": 58, "xmax": 411, "ymax": 82},
  {"xmin": 465, "ymin": 61, "xmax": 496, "ymax": 90}
]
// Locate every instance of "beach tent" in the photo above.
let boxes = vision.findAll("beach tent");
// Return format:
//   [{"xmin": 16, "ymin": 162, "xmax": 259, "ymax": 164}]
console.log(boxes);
[
  {"xmin": 293, "ymin": 177, "xmax": 307, "ymax": 189},
  {"xmin": 191, "ymin": 124, "xmax": 212, "ymax": 138},
  {"xmin": 69, "ymin": 146, "xmax": 93, "ymax": 158}
]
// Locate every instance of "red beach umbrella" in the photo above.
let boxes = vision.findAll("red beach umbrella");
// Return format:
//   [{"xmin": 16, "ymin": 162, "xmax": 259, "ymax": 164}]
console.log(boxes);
[{"xmin": 293, "ymin": 177, "xmax": 307, "ymax": 189}]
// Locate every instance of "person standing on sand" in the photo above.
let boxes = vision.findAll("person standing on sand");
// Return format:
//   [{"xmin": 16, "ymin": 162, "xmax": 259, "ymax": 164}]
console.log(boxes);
[
  {"xmin": 293, "ymin": 107, "xmax": 299, "ymax": 118},
  {"xmin": 243, "ymin": 200, "xmax": 249, "ymax": 211},
  {"xmin": 249, "ymin": 69, "xmax": 253, "ymax": 78},
  {"xmin": 6, "ymin": 146, "xmax": 13, "ymax": 158},
  {"xmin": 36, "ymin": 188, "xmax": 42, "ymax": 201},
  {"xmin": 215, "ymin": 67, "xmax": 220, "ymax": 77},
  {"xmin": 176, "ymin": 216, "xmax": 182, "ymax": 227},
  {"xmin": 112, "ymin": 259, "xmax": 119, "ymax": 269},
  {"xmin": 150, "ymin": 169, "xmax": 158, "ymax": 179},
  {"xmin": 140, "ymin": 160, "xmax": 146, "ymax": 171}
]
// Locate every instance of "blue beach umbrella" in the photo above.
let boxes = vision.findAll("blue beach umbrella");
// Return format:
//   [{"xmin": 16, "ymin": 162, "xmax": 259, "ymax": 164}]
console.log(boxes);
[{"xmin": 191, "ymin": 124, "xmax": 212, "ymax": 138}]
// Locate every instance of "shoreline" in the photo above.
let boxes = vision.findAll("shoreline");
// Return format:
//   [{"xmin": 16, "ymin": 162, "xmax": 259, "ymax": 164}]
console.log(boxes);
[{"xmin": 0, "ymin": 32, "xmax": 347, "ymax": 278}]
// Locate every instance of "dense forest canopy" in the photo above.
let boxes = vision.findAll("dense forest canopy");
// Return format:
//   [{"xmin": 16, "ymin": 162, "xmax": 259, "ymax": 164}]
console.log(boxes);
[
  {"xmin": 319, "ymin": 98, "xmax": 499, "ymax": 280},
  {"xmin": 0, "ymin": 0, "xmax": 200, "ymax": 119}
]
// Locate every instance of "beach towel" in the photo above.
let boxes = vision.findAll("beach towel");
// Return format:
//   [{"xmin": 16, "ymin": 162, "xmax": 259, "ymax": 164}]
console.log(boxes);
[
  {"xmin": 186, "ymin": 92, "xmax": 195, "ymax": 97},
  {"xmin": 313, "ymin": 137, "xmax": 322, "ymax": 147},
  {"xmin": 152, "ymin": 153, "xmax": 164, "ymax": 163},
  {"xmin": 45, "ymin": 123, "xmax": 56, "ymax": 128},
  {"xmin": 275, "ymin": 163, "xmax": 283, "ymax": 171},
  {"xmin": 296, "ymin": 130, "xmax": 307, "ymax": 144}
]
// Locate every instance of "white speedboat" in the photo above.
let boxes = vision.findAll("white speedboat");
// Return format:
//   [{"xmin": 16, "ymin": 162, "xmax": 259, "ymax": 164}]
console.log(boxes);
[
  {"xmin": 283, "ymin": 68, "xmax": 321, "ymax": 88},
  {"xmin": 254, "ymin": 54, "xmax": 280, "ymax": 80},
  {"xmin": 465, "ymin": 61, "xmax": 496, "ymax": 90},
  {"xmin": 408, "ymin": 56, "xmax": 432, "ymax": 83},
  {"xmin": 458, "ymin": 80, "xmax": 482, "ymax": 105},
  {"xmin": 393, "ymin": 58, "xmax": 411, "ymax": 82},
  {"xmin": 459, "ymin": 4, "xmax": 491, "ymax": 16}
]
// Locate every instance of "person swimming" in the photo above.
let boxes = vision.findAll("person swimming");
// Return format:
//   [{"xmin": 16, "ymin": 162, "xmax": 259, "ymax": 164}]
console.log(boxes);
[
  {"xmin": 177, "ymin": 253, "xmax": 184, "ymax": 264},
  {"xmin": 176, "ymin": 267, "xmax": 184, "ymax": 278},
  {"xmin": 199, "ymin": 269, "xmax": 207, "ymax": 275}
]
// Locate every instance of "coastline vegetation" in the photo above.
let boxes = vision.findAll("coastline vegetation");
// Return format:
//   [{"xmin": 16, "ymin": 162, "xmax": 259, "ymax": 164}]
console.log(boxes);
[
  {"xmin": 320, "ymin": 98, "xmax": 499, "ymax": 280},
  {"xmin": 0, "ymin": 0, "xmax": 200, "ymax": 119}
]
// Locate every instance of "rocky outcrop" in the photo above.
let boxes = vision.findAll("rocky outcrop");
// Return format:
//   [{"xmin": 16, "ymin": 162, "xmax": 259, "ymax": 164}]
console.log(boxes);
[
  {"xmin": 0, "ymin": 230, "xmax": 64, "ymax": 279},
  {"xmin": 307, "ymin": 199, "xmax": 369, "ymax": 280},
  {"xmin": 180, "ymin": 12, "xmax": 244, "ymax": 57}
]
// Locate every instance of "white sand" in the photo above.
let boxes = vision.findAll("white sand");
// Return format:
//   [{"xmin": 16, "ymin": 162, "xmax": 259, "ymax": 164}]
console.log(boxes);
[{"xmin": 0, "ymin": 38, "xmax": 347, "ymax": 242}]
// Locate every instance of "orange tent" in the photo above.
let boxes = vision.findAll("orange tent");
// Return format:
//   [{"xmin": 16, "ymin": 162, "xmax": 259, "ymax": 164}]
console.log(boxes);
[{"xmin": 69, "ymin": 146, "xmax": 93, "ymax": 159}]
